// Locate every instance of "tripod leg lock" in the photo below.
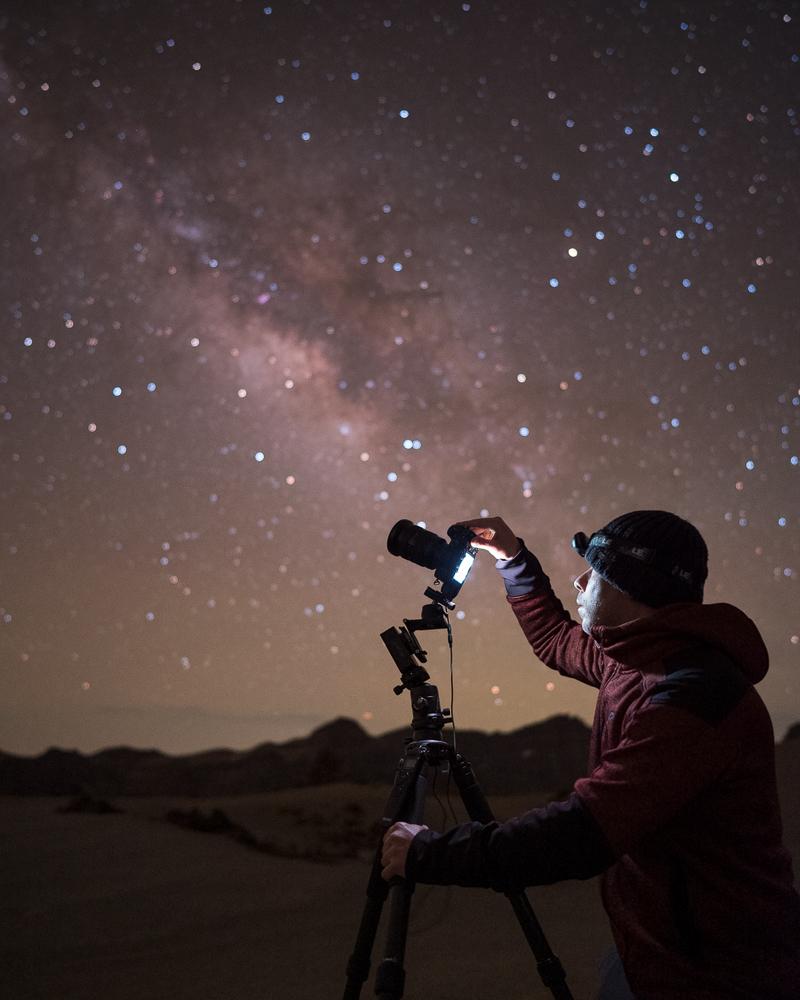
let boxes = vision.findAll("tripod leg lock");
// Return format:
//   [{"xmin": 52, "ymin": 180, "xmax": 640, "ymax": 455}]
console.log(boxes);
[
  {"xmin": 374, "ymin": 957, "xmax": 406, "ymax": 999},
  {"xmin": 537, "ymin": 955, "xmax": 570, "ymax": 995}
]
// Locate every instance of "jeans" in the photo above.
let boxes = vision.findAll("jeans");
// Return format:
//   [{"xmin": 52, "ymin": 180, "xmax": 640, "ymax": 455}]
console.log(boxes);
[{"xmin": 596, "ymin": 947, "xmax": 637, "ymax": 1000}]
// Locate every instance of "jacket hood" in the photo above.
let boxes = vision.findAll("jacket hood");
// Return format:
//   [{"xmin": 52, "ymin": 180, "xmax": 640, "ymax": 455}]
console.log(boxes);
[{"xmin": 591, "ymin": 602, "xmax": 769, "ymax": 684}]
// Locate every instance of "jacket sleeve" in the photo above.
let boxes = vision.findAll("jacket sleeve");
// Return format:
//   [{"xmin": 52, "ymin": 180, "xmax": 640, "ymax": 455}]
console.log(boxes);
[
  {"xmin": 496, "ymin": 547, "xmax": 606, "ymax": 688},
  {"xmin": 405, "ymin": 792, "xmax": 615, "ymax": 891}
]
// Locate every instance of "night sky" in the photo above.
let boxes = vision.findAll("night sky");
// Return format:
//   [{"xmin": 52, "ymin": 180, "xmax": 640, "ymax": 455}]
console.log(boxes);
[{"xmin": 2, "ymin": 1, "xmax": 799, "ymax": 755}]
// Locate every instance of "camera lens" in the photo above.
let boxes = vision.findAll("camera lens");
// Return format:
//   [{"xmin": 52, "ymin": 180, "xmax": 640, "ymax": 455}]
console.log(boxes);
[{"xmin": 387, "ymin": 519, "xmax": 449, "ymax": 571}]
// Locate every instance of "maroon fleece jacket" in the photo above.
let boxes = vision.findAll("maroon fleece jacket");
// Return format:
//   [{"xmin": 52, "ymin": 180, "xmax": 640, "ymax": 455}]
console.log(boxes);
[{"xmin": 406, "ymin": 548, "xmax": 800, "ymax": 1000}]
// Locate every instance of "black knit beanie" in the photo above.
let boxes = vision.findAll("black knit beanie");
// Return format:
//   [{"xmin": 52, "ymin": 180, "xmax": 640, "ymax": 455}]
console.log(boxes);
[{"xmin": 573, "ymin": 510, "xmax": 708, "ymax": 607}]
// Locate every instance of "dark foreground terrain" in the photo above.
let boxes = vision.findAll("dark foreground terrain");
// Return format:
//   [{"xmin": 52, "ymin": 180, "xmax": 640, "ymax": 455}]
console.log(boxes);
[
  {"xmin": 2, "ymin": 739, "xmax": 798, "ymax": 1000},
  {"xmin": 1, "ymin": 787, "xmax": 612, "ymax": 1000}
]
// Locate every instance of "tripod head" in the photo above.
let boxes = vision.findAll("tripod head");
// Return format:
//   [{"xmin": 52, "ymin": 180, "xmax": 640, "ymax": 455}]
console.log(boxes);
[{"xmin": 380, "ymin": 600, "xmax": 453, "ymax": 743}]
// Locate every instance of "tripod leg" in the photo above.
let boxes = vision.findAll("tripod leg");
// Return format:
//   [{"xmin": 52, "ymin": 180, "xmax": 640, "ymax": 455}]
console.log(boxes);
[
  {"xmin": 373, "ymin": 769, "xmax": 428, "ymax": 999},
  {"xmin": 343, "ymin": 753, "xmax": 427, "ymax": 1000},
  {"xmin": 343, "ymin": 850, "xmax": 390, "ymax": 1000},
  {"xmin": 506, "ymin": 893, "xmax": 573, "ymax": 1000},
  {"xmin": 449, "ymin": 751, "xmax": 574, "ymax": 1000}
]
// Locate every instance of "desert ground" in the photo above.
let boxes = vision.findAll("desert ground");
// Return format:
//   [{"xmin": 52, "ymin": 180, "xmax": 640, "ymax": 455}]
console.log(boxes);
[{"xmin": 3, "ymin": 742, "xmax": 799, "ymax": 1000}]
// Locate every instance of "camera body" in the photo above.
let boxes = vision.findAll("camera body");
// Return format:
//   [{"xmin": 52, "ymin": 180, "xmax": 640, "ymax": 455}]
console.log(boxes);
[{"xmin": 387, "ymin": 519, "xmax": 476, "ymax": 606}]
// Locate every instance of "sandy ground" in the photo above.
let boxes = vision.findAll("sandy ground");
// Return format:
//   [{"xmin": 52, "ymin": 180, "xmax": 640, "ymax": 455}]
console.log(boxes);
[
  {"xmin": 2, "ymin": 743, "xmax": 798, "ymax": 1000},
  {"xmin": 1, "ymin": 789, "xmax": 611, "ymax": 1000}
]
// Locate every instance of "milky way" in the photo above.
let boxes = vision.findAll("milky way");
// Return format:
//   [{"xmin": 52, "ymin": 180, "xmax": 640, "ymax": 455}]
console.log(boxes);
[{"xmin": 2, "ymin": 1, "xmax": 799, "ymax": 753}]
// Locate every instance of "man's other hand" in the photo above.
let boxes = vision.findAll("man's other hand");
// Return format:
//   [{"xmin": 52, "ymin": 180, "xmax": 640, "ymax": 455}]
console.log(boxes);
[
  {"xmin": 381, "ymin": 821, "xmax": 428, "ymax": 881},
  {"xmin": 453, "ymin": 516, "xmax": 522, "ymax": 562}
]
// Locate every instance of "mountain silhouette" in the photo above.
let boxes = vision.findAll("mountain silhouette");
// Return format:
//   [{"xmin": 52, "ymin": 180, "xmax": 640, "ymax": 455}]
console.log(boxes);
[{"xmin": 0, "ymin": 714, "xmax": 591, "ymax": 798}]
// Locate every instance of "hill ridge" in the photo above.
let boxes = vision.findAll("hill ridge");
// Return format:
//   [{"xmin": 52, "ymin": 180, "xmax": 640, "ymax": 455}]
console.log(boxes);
[{"xmin": 0, "ymin": 713, "xmax": 590, "ymax": 797}]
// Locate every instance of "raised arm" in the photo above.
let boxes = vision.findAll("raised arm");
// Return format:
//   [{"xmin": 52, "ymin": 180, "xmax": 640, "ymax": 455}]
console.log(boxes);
[{"xmin": 456, "ymin": 516, "xmax": 606, "ymax": 688}]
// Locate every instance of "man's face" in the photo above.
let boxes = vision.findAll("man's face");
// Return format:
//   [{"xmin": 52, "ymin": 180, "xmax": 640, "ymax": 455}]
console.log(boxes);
[{"xmin": 574, "ymin": 567, "xmax": 642, "ymax": 635}]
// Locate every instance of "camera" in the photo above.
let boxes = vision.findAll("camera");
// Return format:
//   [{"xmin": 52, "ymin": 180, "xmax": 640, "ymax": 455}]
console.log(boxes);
[{"xmin": 387, "ymin": 519, "xmax": 477, "ymax": 606}]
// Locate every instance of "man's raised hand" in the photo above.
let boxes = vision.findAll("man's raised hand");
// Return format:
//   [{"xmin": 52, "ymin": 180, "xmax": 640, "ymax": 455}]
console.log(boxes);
[{"xmin": 453, "ymin": 516, "xmax": 522, "ymax": 562}]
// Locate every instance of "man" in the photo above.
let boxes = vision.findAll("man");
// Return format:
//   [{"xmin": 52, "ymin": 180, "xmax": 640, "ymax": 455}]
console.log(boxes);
[{"xmin": 381, "ymin": 511, "xmax": 800, "ymax": 999}]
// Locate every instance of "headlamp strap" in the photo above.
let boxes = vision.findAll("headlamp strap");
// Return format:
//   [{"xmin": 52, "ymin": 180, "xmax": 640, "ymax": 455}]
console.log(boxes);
[{"xmin": 584, "ymin": 531, "xmax": 695, "ymax": 585}]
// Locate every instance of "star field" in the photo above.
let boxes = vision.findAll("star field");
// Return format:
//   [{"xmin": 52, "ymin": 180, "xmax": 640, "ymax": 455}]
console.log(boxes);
[{"xmin": 1, "ymin": 1, "xmax": 798, "ymax": 753}]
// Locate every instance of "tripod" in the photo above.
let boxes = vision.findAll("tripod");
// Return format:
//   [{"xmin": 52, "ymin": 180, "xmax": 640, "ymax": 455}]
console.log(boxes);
[{"xmin": 343, "ymin": 599, "xmax": 573, "ymax": 1000}]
